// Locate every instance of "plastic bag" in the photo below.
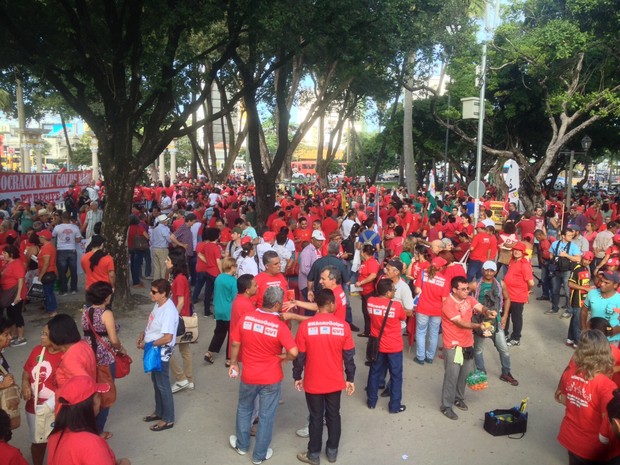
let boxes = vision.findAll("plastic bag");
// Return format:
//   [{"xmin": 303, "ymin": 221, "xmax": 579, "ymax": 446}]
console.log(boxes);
[
  {"xmin": 143, "ymin": 342, "xmax": 162, "ymax": 373},
  {"xmin": 466, "ymin": 370, "xmax": 488, "ymax": 391}
]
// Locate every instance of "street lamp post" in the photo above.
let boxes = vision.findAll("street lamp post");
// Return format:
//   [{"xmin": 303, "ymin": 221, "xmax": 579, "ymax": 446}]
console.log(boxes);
[
  {"xmin": 90, "ymin": 135, "xmax": 99, "ymax": 181},
  {"xmin": 168, "ymin": 140, "xmax": 177, "ymax": 183},
  {"xmin": 563, "ymin": 135, "xmax": 592, "ymax": 209}
]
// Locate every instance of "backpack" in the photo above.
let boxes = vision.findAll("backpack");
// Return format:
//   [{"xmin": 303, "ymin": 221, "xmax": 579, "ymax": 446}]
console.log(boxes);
[
  {"xmin": 64, "ymin": 195, "xmax": 75, "ymax": 211},
  {"xmin": 361, "ymin": 231, "xmax": 378, "ymax": 248}
]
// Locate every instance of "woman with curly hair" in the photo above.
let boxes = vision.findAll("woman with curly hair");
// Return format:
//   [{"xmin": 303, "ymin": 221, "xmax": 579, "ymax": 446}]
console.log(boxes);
[{"xmin": 556, "ymin": 329, "xmax": 617, "ymax": 464}]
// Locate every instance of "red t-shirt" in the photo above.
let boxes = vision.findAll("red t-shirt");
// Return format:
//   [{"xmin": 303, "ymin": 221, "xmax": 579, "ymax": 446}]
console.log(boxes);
[
  {"xmin": 230, "ymin": 310, "xmax": 296, "ymax": 385},
  {"xmin": 81, "ymin": 252, "xmax": 115, "ymax": 288},
  {"xmin": 197, "ymin": 241, "xmax": 221, "ymax": 276},
  {"xmin": 22, "ymin": 345, "xmax": 64, "ymax": 414},
  {"xmin": 517, "ymin": 218, "xmax": 536, "ymax": 239},
  {"xmin": 358, "ymin": 257, "xmax": 380, "ymax": 296},
  {"xmin": 443, "ymin": 264, "xmax": 467, "ymax": 293},
  {"xmin": 441, "ymin": 294, "xmax": 479, "ymax": 349},
  {"xmin": 558, "ymin": 363, "xmax": 617, "ymax": 461},
  {"xmin": 367, "ymin": 296, "xmax": 406, "ymax": 353},
  {"xmin": 415, "ymin": 270, "xmax": 448, "ymax": 317},
  {"xmin": 253, "ymin": 272, "xmax": 289, "ymax": 309},
  {"xmin": 1, "ymin": 259, "xmax": 27, "ymax": 299},
  {"xmin": 295, "ymin": 313, "xmax": 354, "ymax": 394},
  {"xmin": 504, "ymin": 258, "xmax": 534, "ymax": 304},
  {"xmin": 294, "ymin": 228, "xmax": 312, "ymax": 252},
  {"xmin": 230, "ymin": 295, "xmax": 258, "ymax": 363},
  {"xmin": 54, "ymin": 340, "xmax": 97, "ymax": 391},
  {"xmin": 470, "ymin": 232, "xmax": 494, "ymax": 261},
  {"xmin": 47, "ymin": 431, "xmax": 117, "ymax": 465},
  {"xmin": 0, "ymin": 442, "xmax": 29, "ymax": 465},
  {"xmin": 38, "ymin": 242, "xmax": 57, "ymax": 274},
  {"xmin": 332, "ymin": 284, "xmax": 347, "ymax": 321},
  {"xmin": 322, "ymin": 217, "xmax": 340, "ymax": 238},
  {"xmin": 172, "ymin": 274, "xmax": 191, "ymax": 316}
]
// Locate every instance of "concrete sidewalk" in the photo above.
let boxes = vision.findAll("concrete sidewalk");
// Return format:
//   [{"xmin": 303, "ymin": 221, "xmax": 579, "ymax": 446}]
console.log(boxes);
[{"xmin": 7, "ymin": 285, "xmax": 572, "ymax": 465}]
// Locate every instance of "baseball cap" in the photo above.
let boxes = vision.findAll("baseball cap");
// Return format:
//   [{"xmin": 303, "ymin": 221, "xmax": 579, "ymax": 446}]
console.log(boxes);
[
  {"xmin": 512, "ymin": 242, "xmax": 527, "ymax": 252},
  {"xmin": 567, "ymin": 224, "xmax": 581, "ymax": 232},
  {"xmin": 608, "ymin": 257, "xmax": 620, "ymax": 267},
  {"xmin": 387, "ymin": 259, "xmax": 404, "ymax": 272},
  {"xmin": 37, "ymin": 230, "xmax": 52, "ymax": 240},
  {"xmin": 263, "ymin": 231, "xmax": 276, "ymax": 242},
  {"xmin": 600, "ymin": 271, "xmax": 620, "ymax": 283},
  {"xmin": 240, "ymin": 236, "xmax": 252, "ymax": 245},
  {"xmin": 613, "ymin": 234, "xmax": 620, "ymax": 244},
  {"xmin": 482, "ymin": 260, "xmax": 497, "ymax": 271},
  {"xmin": 38, "ymin": 208, "xmax": 48, "ymax": 216},
  {"xmin": 431, "ymin": 257, "xmax": 447, "ymax": 268},
  {"xmin": 583, "ymin": 251, "xmax": 594, "ymax": 260},
  {"xmin": 57, "ymin": 375, "xmax": 110, "ymax": 408},
  {"xmin": 475, "ymin": 222, "xmax": 486, "ymax": 229},
  {"xmin": 312, "ymin": 230, "xmax": 326, "ymax": 241}
]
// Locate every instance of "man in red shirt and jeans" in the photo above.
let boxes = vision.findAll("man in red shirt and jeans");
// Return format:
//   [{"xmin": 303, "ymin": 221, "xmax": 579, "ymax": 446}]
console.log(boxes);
[
  {"xmin": 440, "ymin": 276, "xmax": 496, "ymax": 420},
  {"xmin": 294, "ymin": 289, "xmax": 356, "ymax": 465},
  {"xmin": 228, "ymin": 287, "xmax": 298, "ymax": 465}
]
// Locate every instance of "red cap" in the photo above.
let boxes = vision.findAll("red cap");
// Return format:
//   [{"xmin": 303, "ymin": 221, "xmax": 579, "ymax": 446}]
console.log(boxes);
[
  {"xmin": 512, "ymin": 242, "xmax": 527, "ymax": 252},
  {"xmin": 431, "ymin": 257, "xmax": 448, "ymax": 267},
  {"xmin": 37, "ymin": 230, "xmax": 52, "ymax": 240},
  {"xmin": 57, "ymin": 375, "xmax": 110, "ymax": 408},
  {"xmin": 475, "ymin": 222, "xmax": 486, "ymax": 229},
  {"xmin": 583, "ymin": 251, "xmax": 594, "ymax": 260},
  {"xmin": 263, "ymin": 231, "xmax": 276, "ymax": 242},
  {"xmin": 608, "ymin": 257, "xmax": 620, "ymax": 267},
  {"xmin": 240, "ymin": 236, "xmax": 252, "ymax": 245},
  {"xmin": 613, "ymin": 234, "xmax": 620, "ymax": 244}
]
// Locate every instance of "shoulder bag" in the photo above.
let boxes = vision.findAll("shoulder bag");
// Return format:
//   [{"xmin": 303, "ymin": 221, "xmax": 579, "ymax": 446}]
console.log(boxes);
[
  {"xmin": 33, "ymin": 347, "xmax": 55, "ymax": 443},
  {"xmin": 366, "ymin": 301, "xmax": 393, "ymax": 364},
  {"xmin": 0, "ymin": 364, "xmax": 20, "ymax": 430},
  {"xmin": 86, "ymin": 308, "xmax": 133, "ymax": 380}
]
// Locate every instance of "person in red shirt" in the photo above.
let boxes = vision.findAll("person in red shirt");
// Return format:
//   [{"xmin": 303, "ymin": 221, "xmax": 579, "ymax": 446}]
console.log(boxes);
[
  {"xmin": 37, "ymin": 230, "xmax": 58, "ymax": 317},
  {"xmin": 229, "ymin": 274, "xmax": 259, "ymax": 363},
  {"xmin": 193, "ymin": 227, "xmax": 222, "ymax": 317},
  {"xmin": 516, "ymin": 211, "xmax": 536, "ymax": 239},
  {"xmin": 293, "ymin": 289, "xmax": 355, "ymax": 465},
  {"xmin": 365, "ymin": 279, "xmax": 409, "ymax": 413},
  {"xmin": 294, "ymin": 217, "xmax": 313, "ymax": 253},
  {"xmin": 503, "ymin": 242, "xmax": 535, "ymax": 346},
  {"xmin": 0, "ymin": 408, "xmax": 29, "ymax": 465},
  {"xmin": 354, "ymin": 244, "xmax": 380, "ymax": 337},
  {"xmin": 228, "ymin": 286, "xmax": 298, "ymax": 464},
  {"xmin": 80, "ymin": 236, "xmax": 115, "ymax": 291},
  {"xmin": 440, "ymin": 275, "xmax": 496, "ymax": 420},
  {"xmin": 321, "ymin": 210, "xmax": 340, "ymax": 239},
  {"xmin": 467, "ymin": 222, "xmax": 494, "ymax": 282},
  {"xmin": 253, "ymin": 251, "xmax": 289, "ymax": 309}
]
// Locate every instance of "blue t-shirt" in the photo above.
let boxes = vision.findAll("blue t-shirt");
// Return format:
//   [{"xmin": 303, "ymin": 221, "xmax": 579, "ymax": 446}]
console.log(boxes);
[
  {"xmin": 550, "ymin": 240, "xmax": 581, "ymax": 258},
  {"xmin": 584, "ymin": 289, "xmax": 620, "ymax": 342}
]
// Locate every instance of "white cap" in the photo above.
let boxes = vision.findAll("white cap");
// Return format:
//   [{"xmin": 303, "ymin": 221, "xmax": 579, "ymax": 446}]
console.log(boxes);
[
  {"xmin": 312, "ymin": 230, "xmax": 326, "ymax": 241},
  {"xmin": 482, "ymin": 260, "xmax": 497, "ymax": 272}
]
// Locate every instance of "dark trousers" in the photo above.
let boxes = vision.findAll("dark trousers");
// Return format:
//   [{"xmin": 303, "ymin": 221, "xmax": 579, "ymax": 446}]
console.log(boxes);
[
  {"xmin": 188, "ymin": 255, "xmax": 197, "ymax": 286},
  {"xmin": 505, "ymin": 302, "xmax": 524, "ymax": 342},
  {"xmin": 361, "ymin": 293, "xmax": 371, "ymax": 334},
  {"xmin": 305, "ymin": 391, "xmax": 342, "ymax": 459},
  {"xmin": 366, "ymin": 351, "xmax": 403, "ymax": 412},
  {"xmin": 6, "ymin": 301, "xmax": 25, "ymax": 328},
  {"xmin": 193, "ymin": 272, "xmax": 216, "ymax": 315},
  {"xmin": 56, "ymin": 249, "xmax": 77, "ymax": 293},
  {"xmin": 130, "ymin": 249, "xmax": 145, "ymax": 285},
  {"xmin": 208, "ymin": 320, "xmax": 230, "ymax": 358}
]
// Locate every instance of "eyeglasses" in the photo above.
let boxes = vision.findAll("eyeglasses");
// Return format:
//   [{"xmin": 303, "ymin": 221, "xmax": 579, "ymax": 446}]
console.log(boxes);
[{"xmin": 150, "ymin": 290, "xmax": 160, "ymax": 295}]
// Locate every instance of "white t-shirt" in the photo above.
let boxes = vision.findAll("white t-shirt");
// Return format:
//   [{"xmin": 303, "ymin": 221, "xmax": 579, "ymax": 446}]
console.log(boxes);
[
  {"xmin": 273, "ymin": 239, "xmax": 295, "ymax": 273},
  {"xmin": 52, "ymin": 223, "xmax": 82, "ymax": 251},
  {"xmin": 256, "ymin": 242, "xmax": 275, "ymax": 272},
  {"xmin": 190, "ymin": 222, "xmax": 202, "ymax": 249},
  {"xmin": 144, "ymin": 299, "xmax": 178, "ymax": 361},
  {"xmin": 236, "ymin": 255, "xmax": 259, "ymax": 277}
]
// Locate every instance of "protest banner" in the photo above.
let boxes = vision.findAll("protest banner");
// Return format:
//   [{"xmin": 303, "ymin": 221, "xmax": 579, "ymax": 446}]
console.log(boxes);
[{"xmin": 0, "ymin": 171, "xmax": 93, "ymax": 204}]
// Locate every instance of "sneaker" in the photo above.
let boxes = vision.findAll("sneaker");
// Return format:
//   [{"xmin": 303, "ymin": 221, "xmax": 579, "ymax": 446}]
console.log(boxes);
[
  {"xmin": 297, "ymin": 452, "xmax": 320, "ymax": 465},
  {"xmin": 295, "ymin": 425, "xmax": 309, "ymax": 438},
  {"xmin": 425, "ymin": 357, "xmax": 434, "ymax": 364},
  {"xmin": 441, "ymin": 407, "xmax": 458, "ymax": 420},
  {"xmin": 499, "ymin": 373, "xmax": 519, "ymax": 386},
  {"xmin": 171, "ymin": 380, "xmax": 190, "ymax": 393},
  {"xmin": 544, "ymin": 309, "xmax": 559, "ymax": 315},
  {"xmin": 380, "ymin": 388, "xmax": 391, "ymax": 398},
  {"xmin": 560, "ymin": 311, "xmax": 572, "ymax": 319},
  {"xmin": 10, "ymin": 338, "xmax": 27, "ymax": 347},
  {"xmin": 535, "ymin": 296, "xmax": 550, "ymax": 301},
  {"xmin": 252, "ymin": 448, "xmax": 273, "ymax": 464},
  {"xmin": 507, "ymin": 339, "xmax": 520, "ymax": 347},
  {"xmin": 59, "ymin": 292, "xmax": 68, "ymax": 297},
  {"xmin": 389, "ymin": 405, "xmax": 406, "ymax": 414},
  {"xmin": 326, "ymin": 448, "xmax": 338, "ymax": 463},
  {"xmin": 413, "ymin": 358, "xmax": 425, "ymax": 366},
  {"xmin": 454, "ymin": 399, "xmax": 468, "ymax": 411},
  {"xmin": 229, "ymin": 435, "xmax": 246, "ymax": 455},
  {"xmin": 71, "ymin": 291, "xmax": 77, "ymax": 295},
  {"xmin": 565, "ymin": 339, "xmax": 574, "ymax": 347}
]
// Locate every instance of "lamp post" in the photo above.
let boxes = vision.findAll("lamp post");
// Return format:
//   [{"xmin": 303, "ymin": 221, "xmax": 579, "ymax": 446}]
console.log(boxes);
[
  {"xmin": 168, "ymin": 140, "xmax": 177, "ymax": 183},
  {"xmin": 563, "ymin": 135, "xmax": 592, "ymax": 209},
  {"xmin": 89, "ymin": 135, "xmax": 99, "ymax": 181}
]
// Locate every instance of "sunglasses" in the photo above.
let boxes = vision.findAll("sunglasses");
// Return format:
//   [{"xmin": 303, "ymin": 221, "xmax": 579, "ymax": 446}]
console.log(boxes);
[{"xmin": 150, "ymin": 290, "xmax": 160, "ymax": 295}]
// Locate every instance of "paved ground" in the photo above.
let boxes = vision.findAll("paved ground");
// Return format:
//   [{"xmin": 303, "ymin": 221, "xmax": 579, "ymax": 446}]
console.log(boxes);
[{"xmin": 7, "ymin": 278, "xmax": 573, "ymax": 465}]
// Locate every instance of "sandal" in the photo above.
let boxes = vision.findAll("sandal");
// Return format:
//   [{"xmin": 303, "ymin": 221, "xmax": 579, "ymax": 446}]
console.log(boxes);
[
  {"xmin": 204, "ymin": 352, "xmax": 214, "ymax": 364},
  {"xmin": 150, "ymin": 422, "xmax": 174, "ymax": 432},
  {"xmin": 143, "ymin": 414, "xmax": 162, "ymax": 422}
]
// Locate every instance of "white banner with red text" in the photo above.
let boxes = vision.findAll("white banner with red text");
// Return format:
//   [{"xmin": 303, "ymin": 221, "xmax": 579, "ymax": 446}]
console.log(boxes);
[{"xmin": 0, "ymin": 171, "xmax": 93, "ymax": 204}]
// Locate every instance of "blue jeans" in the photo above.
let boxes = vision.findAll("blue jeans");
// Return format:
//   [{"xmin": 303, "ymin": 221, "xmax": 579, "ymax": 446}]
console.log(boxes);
[
  {"xmin": 96, "ymin": 362, "xmax": 116, "ymax": 432},
  {"xmin": 150, "ymin": 360, "xmax": 174, "ymax": 423},
  {"xmin": 42, "ymin": 279, "xmax": 57, "ymax": 313},
  {"xmin": 56, "ymin": 250, "xmax": 77, "ymax": 293},
  {"xmin": 366, "ymin": 351, "xmax": 403, "ymax": 412},
  {"xmin": 415, "ymin": 313, "xmax": 441, "ymax": 362},
  {"xmin": 540, "ymin": 264, "xmax": 552, "ymax": 298},
  {"xmin": 567, "ymin": 310, "xmax": 582, "ymax": 343},
  {"xmin": 235, "ymin": 381, "xmax": 282, "ymax": 463},
  {"xmin": 552, "ymin": 270, "xmax": 571, "ymax": 312},
  {"xmin": 467, "ymin": 259, "xmax": 484, "ymax": 282},
  {"xmin": 473, "ymin": 330, "xmax": 511, "ymax": 375},
  {"xmin": 130, "ymin": 250, "xmax": 145, "ymax": 285}
]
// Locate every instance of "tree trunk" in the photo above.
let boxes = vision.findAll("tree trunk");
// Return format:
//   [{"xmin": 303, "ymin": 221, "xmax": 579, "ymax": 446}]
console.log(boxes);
[{"xmin": 403, "ymin": 54, "xmax": 416, "ymax": 194}]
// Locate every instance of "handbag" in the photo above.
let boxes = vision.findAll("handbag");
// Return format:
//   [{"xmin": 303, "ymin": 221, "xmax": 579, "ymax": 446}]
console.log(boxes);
[
  {"xmin": 0, "ymin": 364, "xmax": 21, "ymax": 430},
  {"xmin": 40, "ymin": 271, "xmax": 57, "ymax": 285},
  {"xmin": 484, "ymin": 407, "xmax": 528, "ymax": 437},
  {"xmin": 96, "ymin": 364, "xmax": 117, "ymax": 408},
  {"xmin": 176, "ymin": 315, "xmax": 186, "ymax": 337},
  {"xmin": 366, "ymin": 301, "xmax": 393, "ymax": 363},
  {"xmin": 176, "ymin": 313, "xmax": 199, "ymax": 344},
  {"xmin": 28, "ymin": 278, "xmax": 45, "ymax": 300},
  {"xmin": 132, "ymin": 234, "xmax": 149, "ymax": 252},
  {"xmin": 85, "ymin": 308, "xmax": 133, "ymax": 379},
  {"xmin": 143, "ymin": 342, "xmax": 162, "ymax": 373},
  {"xmin": 33, "ymin": 347, "xmax": 55, "ymax": 443}
]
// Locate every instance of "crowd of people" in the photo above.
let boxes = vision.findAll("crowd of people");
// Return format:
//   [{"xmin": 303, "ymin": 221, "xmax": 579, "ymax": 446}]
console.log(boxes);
[{"xmin": 3, "ymin": 175, "xmax": 620, "ymax": 463}]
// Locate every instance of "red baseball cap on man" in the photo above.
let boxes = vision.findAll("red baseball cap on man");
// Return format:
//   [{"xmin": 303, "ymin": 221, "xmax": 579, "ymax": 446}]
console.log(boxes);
[{"xmin": 37, "ymin": 230, "xmax": 53, "ymax": 240}]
